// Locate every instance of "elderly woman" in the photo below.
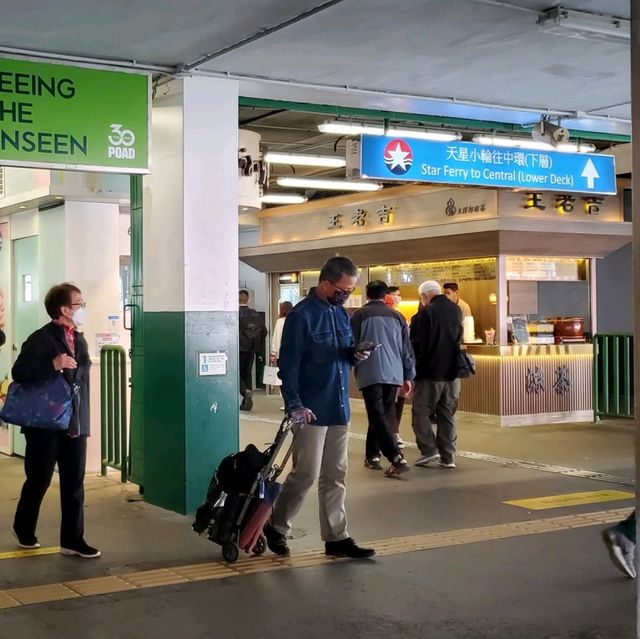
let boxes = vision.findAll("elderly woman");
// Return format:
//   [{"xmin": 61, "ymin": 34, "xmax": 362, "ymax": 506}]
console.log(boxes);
[{"xmin": 12, "ymin": 282, "xmax": 99, "ymax": 559}]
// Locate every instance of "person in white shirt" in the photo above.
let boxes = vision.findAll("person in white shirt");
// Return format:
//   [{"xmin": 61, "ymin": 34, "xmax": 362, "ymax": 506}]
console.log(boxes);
[
  {"xmin": 443, "ymin": 282, "xmax": 472, "ymax": 319},
  {"xmin": 270, "ymin": 301, "xmax": 293, "ymax": 410},
  {"xmin": 270, "ymin": 301, "xmax": 294, "ymax": 364}
]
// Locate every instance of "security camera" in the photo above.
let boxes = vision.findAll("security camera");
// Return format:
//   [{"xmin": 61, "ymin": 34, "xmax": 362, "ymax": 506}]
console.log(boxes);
[{"xmin": 531, "ymin": 120, "xmax": 570, "ymax": 147}]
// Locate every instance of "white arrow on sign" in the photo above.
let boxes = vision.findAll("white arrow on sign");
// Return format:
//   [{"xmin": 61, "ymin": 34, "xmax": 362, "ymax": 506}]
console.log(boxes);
[{"xmin": 581, "ymin": 158, "xmax": 600, "ymax": 189}]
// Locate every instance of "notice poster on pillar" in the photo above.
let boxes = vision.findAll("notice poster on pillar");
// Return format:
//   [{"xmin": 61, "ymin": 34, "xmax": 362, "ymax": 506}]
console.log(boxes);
[
  {"xmin": 0, "ymin": 222, "xmax": 11, "ymax": 454},
  {"xmin": 0, "ymin": 57, "xmax": 150, "ymax": 173},
  {"xmin": 360, "ymin": 135, "xmax": 616, "ymax": 195}
]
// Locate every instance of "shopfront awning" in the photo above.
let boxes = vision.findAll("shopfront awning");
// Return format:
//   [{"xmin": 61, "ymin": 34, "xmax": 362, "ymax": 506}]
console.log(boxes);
[{"xmin": 239, "ymin": 218, "xmax": 632, "ymax": 273}]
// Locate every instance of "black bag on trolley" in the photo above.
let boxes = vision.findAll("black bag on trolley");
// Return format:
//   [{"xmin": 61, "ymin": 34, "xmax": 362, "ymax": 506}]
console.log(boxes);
[{"xmin": 193, "ymin": 444, "xmax": 268, "ymax": 541}]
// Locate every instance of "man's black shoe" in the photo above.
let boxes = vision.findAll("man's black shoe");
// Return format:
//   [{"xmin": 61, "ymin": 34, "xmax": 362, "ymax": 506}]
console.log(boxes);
[
  {"xmin": 325, "ymin": 537, "xmax": 375, "ymax": 559},
  {"xmin": 60, "ymin": 541, "xmax": 101, "ymax": 559},
  {"xmin": 264, "ymin": 522, "xmax": 290, "ymax": 556}
]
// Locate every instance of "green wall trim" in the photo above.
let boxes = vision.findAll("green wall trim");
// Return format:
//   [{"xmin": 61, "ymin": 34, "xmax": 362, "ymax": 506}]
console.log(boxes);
[
  {"xmin": 184, "ymin": 311, "xmax": 239, "ymax": 514},
  {"xmin": 142, "ymin": 312, "xmax": 186, "ymax": 513},
  {"xmin": 142, "ymin": 310, "xmax": 239, "ymax": 515},
  {"xmin": 238, "ymin": 96, "xmax": 631, "ymax": 143}
]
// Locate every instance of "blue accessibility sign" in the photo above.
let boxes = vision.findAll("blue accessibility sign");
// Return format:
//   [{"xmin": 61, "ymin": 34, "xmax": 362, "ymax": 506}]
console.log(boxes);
[{"xmin": 360, "ymin": 136, "xmax": 617, "ymax": 195}]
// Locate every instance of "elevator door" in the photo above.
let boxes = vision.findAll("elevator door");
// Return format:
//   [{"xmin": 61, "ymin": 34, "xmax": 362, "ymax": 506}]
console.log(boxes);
[{"xmin": 11, "ymin": 235, "xmax": 39, "ymax": 457}]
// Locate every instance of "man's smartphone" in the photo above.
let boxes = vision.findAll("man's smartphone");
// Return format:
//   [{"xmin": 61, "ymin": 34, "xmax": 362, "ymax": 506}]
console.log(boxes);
[{"xmin": 355, "ymin": 341, "xmax": 381, "ymax": 353}]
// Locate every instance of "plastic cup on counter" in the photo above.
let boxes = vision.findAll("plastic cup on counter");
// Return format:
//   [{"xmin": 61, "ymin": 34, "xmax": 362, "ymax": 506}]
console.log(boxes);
[{"xmin": 484, "ymin": 329, "xmax": 496, "ymax": 345}]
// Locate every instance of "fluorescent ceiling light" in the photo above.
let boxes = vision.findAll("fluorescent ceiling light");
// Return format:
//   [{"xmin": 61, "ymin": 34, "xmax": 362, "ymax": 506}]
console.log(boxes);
[
  {"xmin": 390, "ymin": 128, "xmax": 461, "ymax": 142},
  {"xmin": 472, "ymin": 135, "xmax": 595, "ymax": 154},
  {"xmin": 319, "ymin": 120, "xmax": 461, "ymax": 141},
  {"xmin": 264, "ymin": 152, "xmax": 346, "ymax": 168},
  {"xmin": 538, "ymin": 7, "xmax": 629, "ymax": 43},
  {"xmin": 261, "ymin": 193, "xmax": 308, "ymax": 204},
  {"xmin": 277, "ymin": 177, "xmax": 382, "ymax": 192},
  {"xmin": 319, "ymin": 121, "xmax": 384, "ymax": 136}
]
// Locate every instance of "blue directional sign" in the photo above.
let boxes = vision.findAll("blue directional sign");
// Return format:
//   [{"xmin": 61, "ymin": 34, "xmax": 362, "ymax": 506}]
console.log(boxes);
[{"xmin": 360, "ymin": 135, "xmax": 617, "ymax": 195}]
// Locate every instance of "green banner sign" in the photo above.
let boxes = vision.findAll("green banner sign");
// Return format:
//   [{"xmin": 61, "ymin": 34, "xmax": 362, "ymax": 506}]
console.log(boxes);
[{"xmin": 0, "ymin": 57, "xmax": 149, "ymax": 173}]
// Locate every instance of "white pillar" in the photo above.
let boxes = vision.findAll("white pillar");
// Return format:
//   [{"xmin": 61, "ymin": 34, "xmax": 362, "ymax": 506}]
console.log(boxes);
[{"xmin": 142, "ymin": 76, "xmax": 240, "ymax": 514}]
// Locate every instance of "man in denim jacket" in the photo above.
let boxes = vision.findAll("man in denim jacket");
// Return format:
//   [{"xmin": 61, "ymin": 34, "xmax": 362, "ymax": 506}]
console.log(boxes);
[{"xmin": 264, "ymin": 256, "xmax": 375, "ymax": 559}]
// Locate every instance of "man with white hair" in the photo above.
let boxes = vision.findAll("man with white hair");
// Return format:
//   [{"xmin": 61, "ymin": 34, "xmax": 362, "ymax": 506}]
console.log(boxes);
[{"xmin": 410, "ymin": 280, "xmax": 462, "ymax": 468}]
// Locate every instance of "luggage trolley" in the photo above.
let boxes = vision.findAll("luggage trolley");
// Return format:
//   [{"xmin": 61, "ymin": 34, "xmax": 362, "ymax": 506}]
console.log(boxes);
[{"xmin": 193, "ymin": 416, "xmax": 294, "ymax": 563}]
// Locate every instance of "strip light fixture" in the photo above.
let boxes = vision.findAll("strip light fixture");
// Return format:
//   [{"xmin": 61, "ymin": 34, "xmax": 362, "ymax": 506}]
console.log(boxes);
[
  {"xmin": 537, "ymin": 7, "xmax": 629, "ymax": 43},
  {"xmin": 277, "ymin": 177, "xmax": 382, "ymax": 192},
  {"xmin": 319, "ymin": 120, "xmax": 462, "ymax": 141},
  {"xmin": 472, "ymin": 135, "xmax": 596, "ymax": 154},
  {"xmin": 261, "ymin": 193, "xmax": 308, "ymax": 204},
  {"xmin": 264, "ymin": 152, "xmax": 346, "ymax": 168}
]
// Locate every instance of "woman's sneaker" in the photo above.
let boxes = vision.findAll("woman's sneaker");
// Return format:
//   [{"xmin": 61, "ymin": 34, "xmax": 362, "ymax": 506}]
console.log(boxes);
[
  {"xmin": 364, "ymin": 457, "xmax": 383, "ymax": 470},
  {"xmin": 12, "ymin": 528, "xmax": 40, "ymax": 549},
  {"xmin": 384, "ymin": 457, "xmax": 410, "ymax": 479}
]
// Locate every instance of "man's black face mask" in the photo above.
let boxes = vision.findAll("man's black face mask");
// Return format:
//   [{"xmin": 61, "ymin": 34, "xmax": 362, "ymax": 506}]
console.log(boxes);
[{"xmin": 327, "ymin": 289, "xmax": 350, "ymax": 306}]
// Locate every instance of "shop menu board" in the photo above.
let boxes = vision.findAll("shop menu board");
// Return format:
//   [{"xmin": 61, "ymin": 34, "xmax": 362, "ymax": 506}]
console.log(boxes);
[
  {"xmin": 506, "ymin": 257, "xmax": 583, "ymax": 281},
  {"xmin": 370, "ymin": 258, "xmax": 497, "ymax": 285}
]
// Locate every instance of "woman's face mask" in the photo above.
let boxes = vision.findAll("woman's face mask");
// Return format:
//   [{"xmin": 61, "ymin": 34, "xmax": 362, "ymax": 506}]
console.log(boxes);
[{"xmin": 72, "ymin": 306, "xmax": 86, "ymax": 326}]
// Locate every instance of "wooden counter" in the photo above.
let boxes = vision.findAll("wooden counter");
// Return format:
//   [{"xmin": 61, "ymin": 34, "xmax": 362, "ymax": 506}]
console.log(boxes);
[{"xmin": 461, "ymin": 344, "xmax": 593, "ymax": 427}]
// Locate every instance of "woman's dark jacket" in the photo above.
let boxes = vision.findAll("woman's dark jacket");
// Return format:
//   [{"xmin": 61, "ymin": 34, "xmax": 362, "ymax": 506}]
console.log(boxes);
[{"xmin": 12, "ymin": 322, "xmax": 91, "ymax": 436}]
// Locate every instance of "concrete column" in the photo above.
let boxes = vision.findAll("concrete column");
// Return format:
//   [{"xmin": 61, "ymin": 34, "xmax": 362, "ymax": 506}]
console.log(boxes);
[
  {"xmin": 631, "ymin": 4, "xmax": 639, "ymax": 636},
  {"xmin": 143, "ymin": 77, "xmax": 239, "ymax": 514}
]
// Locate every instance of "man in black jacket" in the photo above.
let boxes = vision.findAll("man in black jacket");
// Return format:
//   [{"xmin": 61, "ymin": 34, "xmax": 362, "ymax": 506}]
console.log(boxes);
[
  {"xmin": 238, "ymin": 289, "xmax": 265, "ymax": 411},
  {"xmin": 12, "ymin": 283, "xmax": 99, "ymax": 558},
  {"xmin": 410, "ymin": 280, "xmax": 462, "ymax": 469}
]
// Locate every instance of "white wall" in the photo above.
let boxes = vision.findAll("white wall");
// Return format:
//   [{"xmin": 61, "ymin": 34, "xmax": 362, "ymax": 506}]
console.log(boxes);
[
  {"xmin": 239, "ymin": 229, "xmax": 267, "ymax": 312},
  {"xmin": 143, "ymin": 82, "xmax": 184, "ymax": 312},
  {"xmin": 37, "ymin": 206, "xmax": 66, "ymax": 325},
  {"xmin": 65, "ymin": 201, "xmax": 121, "ymax": 357},
  {"xmin": 119, "ymin": 213, "xmax": 131, "ymax": 257}
]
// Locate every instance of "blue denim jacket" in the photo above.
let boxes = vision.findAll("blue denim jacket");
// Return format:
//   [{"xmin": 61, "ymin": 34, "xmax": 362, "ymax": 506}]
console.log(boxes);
[{"xmin": 278, "ymin": 289, "xmax": 354, "ymax": 426}]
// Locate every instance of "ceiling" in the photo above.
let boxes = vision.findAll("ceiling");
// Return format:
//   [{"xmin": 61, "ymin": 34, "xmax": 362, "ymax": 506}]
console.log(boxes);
[
  {"xmin": 2, "ymin": 0, "xmax": 630, "ymax": 208},
  {"xmin": 0, "ymin": 0, "xmax": 631, "ymax": 136}
]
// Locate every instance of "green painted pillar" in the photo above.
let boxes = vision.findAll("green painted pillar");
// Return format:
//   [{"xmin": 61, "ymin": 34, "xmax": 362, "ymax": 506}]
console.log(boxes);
[{"xmin": 142, "ymin": 77, "xmax": 240, "ymax": 514}]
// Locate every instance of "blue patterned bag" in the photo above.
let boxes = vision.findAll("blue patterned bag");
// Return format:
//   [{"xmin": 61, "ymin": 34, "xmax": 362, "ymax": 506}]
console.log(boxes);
[{"xmin": 0, "ymin": 375, "xmax": 73, "ymax": 430}]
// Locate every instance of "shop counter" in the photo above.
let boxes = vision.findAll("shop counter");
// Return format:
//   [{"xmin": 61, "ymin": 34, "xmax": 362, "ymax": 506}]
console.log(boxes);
[{"xmin": 461, "ymin": 344, "xmax": 593, "ymax": 426}]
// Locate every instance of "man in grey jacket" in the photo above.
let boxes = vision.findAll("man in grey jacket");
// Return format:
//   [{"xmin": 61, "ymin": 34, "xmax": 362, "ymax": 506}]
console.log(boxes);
[{"xmin": 351, "ymin": 280, "xmax": 415, "ymax": 479}]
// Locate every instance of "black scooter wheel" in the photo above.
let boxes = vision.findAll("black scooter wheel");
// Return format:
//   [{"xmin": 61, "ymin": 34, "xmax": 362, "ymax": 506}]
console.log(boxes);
[
  {"xmin": 222, "ymin": 542, "xmax": 240, "ymax": 563},
  {"xmin": 253, "ymin": 535, "xmax": 267, "ymax": 556}
]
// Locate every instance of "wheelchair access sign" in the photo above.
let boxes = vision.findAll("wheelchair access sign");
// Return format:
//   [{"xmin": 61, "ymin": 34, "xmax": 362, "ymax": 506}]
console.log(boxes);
[{"xmin": 360, "ymin": 135, "xmax": 617, "ymax": 195}]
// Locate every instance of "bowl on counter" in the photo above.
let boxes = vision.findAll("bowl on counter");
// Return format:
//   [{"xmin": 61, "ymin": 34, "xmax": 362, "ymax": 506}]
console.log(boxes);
[{"xmin": 548, "ymin": 317, "xmax": 585, "ymax": 342}]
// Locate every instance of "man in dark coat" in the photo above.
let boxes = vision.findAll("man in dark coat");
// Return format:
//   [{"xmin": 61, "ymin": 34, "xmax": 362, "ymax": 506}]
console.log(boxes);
[
  {"xmin": 238, "ymin": 289, "xmax": 265, "ymax": 411},
  {"xmin": 410, "ymin": 280, "xmax": 462, "ymax": 469},
  {"xmin": 12, "ymin": 282, "xmax": 99, "ymax": 558}
]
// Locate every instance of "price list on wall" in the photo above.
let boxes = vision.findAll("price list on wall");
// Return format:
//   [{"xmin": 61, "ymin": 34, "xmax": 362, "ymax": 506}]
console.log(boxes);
[
  {"xmin": 371, "ymin": 258, "xmax": 497, "ymax": 284},
  {"xmin": 506, "ymin": 257, "xmax": 583, "ymax": 281}
]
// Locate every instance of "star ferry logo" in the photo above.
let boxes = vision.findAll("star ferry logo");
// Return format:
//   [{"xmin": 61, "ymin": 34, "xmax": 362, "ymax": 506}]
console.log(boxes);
[{"xmin": 383, "ymin": 139, "xmax": 413, "ymax": 175}]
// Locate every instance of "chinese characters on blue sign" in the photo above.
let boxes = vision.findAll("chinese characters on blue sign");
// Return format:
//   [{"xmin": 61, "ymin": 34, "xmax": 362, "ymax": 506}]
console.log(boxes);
[{"xmin": 360, "ymin": 136, "xmax": 617, "ymax": 195}]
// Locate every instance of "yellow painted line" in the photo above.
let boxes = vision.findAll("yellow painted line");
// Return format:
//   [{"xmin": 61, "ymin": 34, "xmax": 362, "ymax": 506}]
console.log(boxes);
[
  {"xmin": 0, "ymin": 547, "xmax": 60, "ymax": 561},
  {"xmin": 0, "ymin": 506, "xmax": 632, "ymax": 609},
  {"xmin": 504, "ymin": 490, "xmax": 634, "ymax": 511}
]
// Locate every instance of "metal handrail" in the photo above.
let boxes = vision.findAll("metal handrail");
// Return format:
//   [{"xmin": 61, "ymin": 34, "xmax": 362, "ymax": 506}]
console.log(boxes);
[
  {"xmin": 593, "ymin": 333, "xmax": 634, "ymax": 420},
  {"xmin": 100, "ymin": 345, "xmax": 128, "ymax": 482}
]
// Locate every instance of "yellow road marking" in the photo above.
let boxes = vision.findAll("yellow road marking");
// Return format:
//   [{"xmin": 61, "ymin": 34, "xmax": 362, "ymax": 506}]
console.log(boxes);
[
  {"xmin": 504, "ymin": 490, "xmax": 634, "ymax": 511},
  {"xmin": 0, "ymin": 547, "xmax": 60, "ymax": 561},
  {"xmin": 0, "ymin": 506, "xmax": 631, "ymax": 610}
]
